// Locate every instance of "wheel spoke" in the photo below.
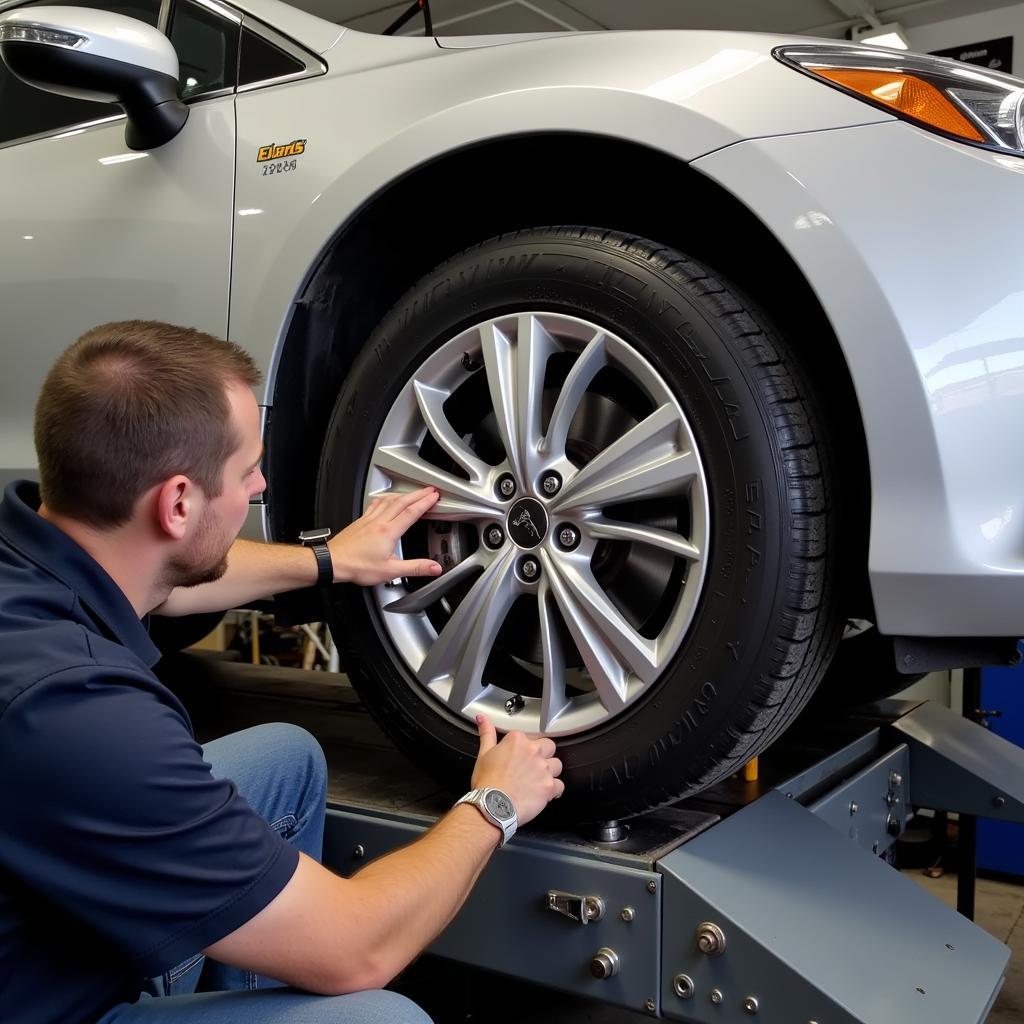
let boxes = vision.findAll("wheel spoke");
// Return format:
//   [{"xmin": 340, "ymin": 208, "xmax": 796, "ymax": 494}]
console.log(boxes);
[
  {"xmin": 552, "ymin": 404, "xmax": 697, "ymax": 513},
  {"xmin": 384, "ymin": 551, "xmax": 488, "ymax": 614},
  {"xmin": 537, "ymin": 577, "xmax": 572, "ymax": 732},
  {"xmin": 480, "ymin": 322, "xmax": 520, "ymax": 480},
  {"xmin": 515, "ymin": 314, "xmax": 557, "ymax": 483},
  {"xmin": 479, "ymin": 316, "xmax": 556, "ymax": 482},
  {"xmin": 418, "ymin": 549, "xmax": 517, "ymax": 712},
  {"xmin": 585, "ymin": 516, "xmax": 701, "ymax": 561},
  {"xmin": 413, "ymin": 381, "xmax": 490, "ymax": 484},
  {"xmin": 541, "ymin": 330, "xmax": 607, "ymax": 458},
  {"xmin": 539, "ymin": 551, "xmax": 629, "ymax": 714},
  {"xmin": 542, "ymin": 550, "xmax": 659, "ymax": 687},
  {"xmin": 372, "ymin": 444, "xmax": 501, "ymax": 520}
]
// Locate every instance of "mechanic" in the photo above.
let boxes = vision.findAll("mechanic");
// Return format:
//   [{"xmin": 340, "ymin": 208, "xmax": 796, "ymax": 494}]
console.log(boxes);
[{"xmin": 0, "ymin": 320, "xmax": 564, "ymax": 1024}]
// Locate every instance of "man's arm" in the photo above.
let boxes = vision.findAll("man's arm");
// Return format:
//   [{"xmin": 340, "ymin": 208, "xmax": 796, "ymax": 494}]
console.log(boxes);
[
  {"xmin": 204, "ymin": 719, "xmax": 564, "ymax": 993},
  {"xmin": 153, "ymin": 488, "xmax": 442, "ymax": 617}
]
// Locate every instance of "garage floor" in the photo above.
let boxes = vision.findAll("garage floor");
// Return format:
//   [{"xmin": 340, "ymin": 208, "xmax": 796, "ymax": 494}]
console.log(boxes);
[{"xmin": 161, "ymin": 652, "xmax": 1023, "ymax": 1022}]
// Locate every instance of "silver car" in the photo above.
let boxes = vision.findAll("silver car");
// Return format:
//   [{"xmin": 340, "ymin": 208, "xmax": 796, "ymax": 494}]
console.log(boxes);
[{"xmin": 1, "ymin": 0, "xmax": 1022, "ymax": 819}]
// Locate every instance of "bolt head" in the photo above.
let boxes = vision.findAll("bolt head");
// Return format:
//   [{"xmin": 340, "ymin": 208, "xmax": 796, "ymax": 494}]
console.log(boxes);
[
  {"xmin": 644, "ymin": 999, "xmax": 656, "ymax": 1013},
  {"xmin": 620, "ymin": 907, "xmax": 635, "ymax": 922},
  {"xmin": 696, "ymin": 922, "xmax": 726, "ymax": 956},
  {"xmin": 993, "ymin": 795, "xmax": 1007, "ymax": 808},
  {"xmin": 558, "ymin": 527, "xmax": 579, "ymax": 548},
  {"xmin": 521, "ymin": 559, "xmax": 539, "ymax": 579},
  {"xmin": 487, "ymin": 527, "xmax": 504, "ymax": 547},
  {"xmin": 744, "ymin": 996, "xmax": 759, "ymax": 1014},
  {"xmin": 849, "ymin": 801, "xmax": 859, "ymax": 815},
  {"xmin": 542, "ymin": 474, "xmax": 561, "ymax": 495},
  {"xmin": 353, "ymin": 844, "xmax": 364, "ymax": 858},
  {"xmin": 710, "ymin": 989, "xmax": 724, "ymax": 1005},
  {"xmin": 889, "ymin": 771, "xmax": 903, "ymax": 788},
  {"xmin": 499, "ymin": 477, "xmax": 516, "ymax": 497},
  {"xmin": 646, "ymin": 880, "xmax": 657, "ymax": 893}
]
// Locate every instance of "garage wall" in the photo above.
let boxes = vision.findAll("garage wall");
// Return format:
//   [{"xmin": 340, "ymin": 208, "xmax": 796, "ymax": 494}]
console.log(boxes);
[{"xmin": 907, "ymin": 5, "xmax": 1024, "ymax": 69}]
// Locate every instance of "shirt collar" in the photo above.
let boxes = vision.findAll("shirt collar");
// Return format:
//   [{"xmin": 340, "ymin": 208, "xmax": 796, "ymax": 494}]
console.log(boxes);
[{"xmin": 0, "ymin": 480, "xmax": 161, "ymax": 668}]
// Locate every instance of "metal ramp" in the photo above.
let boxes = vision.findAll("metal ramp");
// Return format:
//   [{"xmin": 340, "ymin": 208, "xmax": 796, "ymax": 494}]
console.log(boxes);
[{"xmin": 322, "ymin": 700, "xmax": 1024, "ymax": 1022}]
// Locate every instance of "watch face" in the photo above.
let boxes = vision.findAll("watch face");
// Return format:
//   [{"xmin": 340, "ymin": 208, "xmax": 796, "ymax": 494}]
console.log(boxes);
[
  {"xmin": 484, "ymin": 789, "xmax": 514, "ymax": 821},
  {"xmin": 300, "ymin": 528, "xmax": 332, "ymax": 543}
]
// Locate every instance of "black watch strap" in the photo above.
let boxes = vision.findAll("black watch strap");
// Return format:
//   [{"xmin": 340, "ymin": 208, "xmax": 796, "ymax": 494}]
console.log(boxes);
[{"xmin": 299, "ymin": 528, "xmax": 334, "ymax": 587}]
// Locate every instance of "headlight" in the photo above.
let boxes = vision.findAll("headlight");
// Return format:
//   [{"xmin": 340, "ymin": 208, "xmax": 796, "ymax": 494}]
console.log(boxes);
[{"xmin": 775, "ymin": 42, "xmax": 1024, "ymax": 156}]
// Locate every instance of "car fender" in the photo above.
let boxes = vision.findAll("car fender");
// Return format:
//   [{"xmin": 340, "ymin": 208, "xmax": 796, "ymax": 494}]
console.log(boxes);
[{"xmin": 693, "ymin": 120, "xmax": 1024, "ymax": 636}]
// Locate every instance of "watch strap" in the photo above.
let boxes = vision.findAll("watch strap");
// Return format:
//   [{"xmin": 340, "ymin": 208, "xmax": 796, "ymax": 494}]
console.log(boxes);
[
  {"xmin": 299, "ymin": 529, "xmax": 334, "ymax": 587},
  {"xmin": 308, "ymin": 543, "xmax": 333, "ymax": 587},
  {"xmin": 455, "ymin": 787, "xmax": 517, "ymax": 847}
]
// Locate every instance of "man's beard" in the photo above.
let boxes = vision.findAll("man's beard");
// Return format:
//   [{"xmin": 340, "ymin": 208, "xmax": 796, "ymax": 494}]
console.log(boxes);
[{"xmin": 162, "ymin": 506, "xmax": 231, "ymax": 589}]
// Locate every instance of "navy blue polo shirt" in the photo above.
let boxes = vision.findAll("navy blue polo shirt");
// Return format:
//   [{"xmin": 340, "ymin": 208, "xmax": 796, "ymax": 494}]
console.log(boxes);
[{"xmin": 0, "ymin": 481, "xmax": 299, "ymax": 1023}]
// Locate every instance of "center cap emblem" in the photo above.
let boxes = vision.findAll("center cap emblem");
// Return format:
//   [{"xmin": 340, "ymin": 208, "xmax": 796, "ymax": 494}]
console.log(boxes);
[{"xmin": 507, "ymin": 497, "xmax": 547, "ymax": 549}]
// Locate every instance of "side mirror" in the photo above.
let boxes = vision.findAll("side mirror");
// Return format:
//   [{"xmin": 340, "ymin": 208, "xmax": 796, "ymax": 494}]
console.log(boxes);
[{"xmin": 0, "ymin": 5, "xmax": 188, "ymax": 150}]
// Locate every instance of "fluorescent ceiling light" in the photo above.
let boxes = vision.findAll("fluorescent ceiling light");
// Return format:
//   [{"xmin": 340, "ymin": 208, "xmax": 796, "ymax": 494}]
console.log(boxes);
[{"xmin": 853, "ymin": 21, "xmax": 910, "ymax": 50}]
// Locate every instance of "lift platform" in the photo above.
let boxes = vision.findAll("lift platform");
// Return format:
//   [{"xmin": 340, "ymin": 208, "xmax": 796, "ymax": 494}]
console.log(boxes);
[{"xmin": 165, "ymin": 655, "xmax": 1024, "ymax": 1024}]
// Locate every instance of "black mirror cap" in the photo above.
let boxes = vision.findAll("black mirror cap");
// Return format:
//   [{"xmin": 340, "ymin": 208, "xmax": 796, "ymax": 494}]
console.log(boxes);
[{"xmin": 0, "ymin": 39, "xmax": 188, "ymax": 149}]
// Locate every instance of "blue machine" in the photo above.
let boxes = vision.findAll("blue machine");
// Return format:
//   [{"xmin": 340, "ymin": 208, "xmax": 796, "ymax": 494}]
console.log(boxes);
[{"xmin": 979, "ymin": 648, "xmax": 1024, "ymax": 879}]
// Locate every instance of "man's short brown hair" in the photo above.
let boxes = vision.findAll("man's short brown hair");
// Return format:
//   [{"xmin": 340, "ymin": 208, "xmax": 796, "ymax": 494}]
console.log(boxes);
[{"xmin": 35, "ymin": 321, "xmax": 262, "ymax": 528}]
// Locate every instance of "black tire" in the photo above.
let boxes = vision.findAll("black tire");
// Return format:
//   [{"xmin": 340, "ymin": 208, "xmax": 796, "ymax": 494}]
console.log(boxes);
[{"xmin": 317, "ymin": 227, "xmax": 842, "ymax": 821}]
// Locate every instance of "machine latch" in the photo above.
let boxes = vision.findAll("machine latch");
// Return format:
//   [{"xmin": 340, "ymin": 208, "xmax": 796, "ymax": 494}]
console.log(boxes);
[{"xmin": 546, "ymin": 890, "xmax": 605, "ymax": 923}]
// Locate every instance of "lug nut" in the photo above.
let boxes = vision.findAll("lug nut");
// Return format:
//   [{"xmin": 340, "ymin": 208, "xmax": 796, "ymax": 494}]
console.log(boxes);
[
  {"xmin": 541, "ymin": 473, "xmax": 562, "ymax": 495},
  {"xmin": 497, "ymin": 475, "xmax": 516, "ymax": 498},
  {"xmin": 486, "ymin": 525, "xmax": 505, "ymax": 548},
  {"xmin": 558, "ymin": 525, "xmax": 580, "ymax": 550},
  {"xmin": 520, "ymin": 558, "xmax": 539, "ymax": 580}
]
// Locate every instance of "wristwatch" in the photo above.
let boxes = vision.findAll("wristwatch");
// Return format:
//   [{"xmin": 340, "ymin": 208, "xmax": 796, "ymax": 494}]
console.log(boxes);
[
  {"xmin": 455, "ymin": 787, "xmax": 517, "ymax": 847},
  {"xmin": 299, "ymin": 527, "xmax": 334, "ymax": 587}
]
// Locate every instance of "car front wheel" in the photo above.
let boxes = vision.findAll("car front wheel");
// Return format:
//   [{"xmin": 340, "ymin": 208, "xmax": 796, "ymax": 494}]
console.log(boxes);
[{"xmin": 317, "ymin": 227, "xmax": 842, "ymax": 821}]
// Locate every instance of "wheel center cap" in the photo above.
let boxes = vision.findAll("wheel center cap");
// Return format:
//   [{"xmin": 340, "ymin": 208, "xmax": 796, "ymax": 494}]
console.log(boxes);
[{"xmin": 507, "ymin": 497, "xmax": 547, "ymax": 549}]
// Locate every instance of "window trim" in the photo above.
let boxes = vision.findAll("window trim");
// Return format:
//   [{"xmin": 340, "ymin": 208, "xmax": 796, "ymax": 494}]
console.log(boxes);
[{"xmin": 237, "ymin": 14, "xmax": 325, "ymax": 92}]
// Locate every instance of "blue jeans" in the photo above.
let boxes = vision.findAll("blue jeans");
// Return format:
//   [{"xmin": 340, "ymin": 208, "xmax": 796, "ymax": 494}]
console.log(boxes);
[{"xmin": 96, "ymin": 723, "xmax": 430, "ymax": 1024}]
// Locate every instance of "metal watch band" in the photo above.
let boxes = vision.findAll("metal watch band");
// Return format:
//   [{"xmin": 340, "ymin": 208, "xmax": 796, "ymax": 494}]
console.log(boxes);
[
  {"xmin": 455, "ymin": 787, "xmax": 517, "ymax": 847},
  {"xmin": 299, "ymin": 529, "xmax": 334, "ymax": 588},
  {"xmin": 308, "ymin": 542, "xmax": 333, "ymax": 587}
]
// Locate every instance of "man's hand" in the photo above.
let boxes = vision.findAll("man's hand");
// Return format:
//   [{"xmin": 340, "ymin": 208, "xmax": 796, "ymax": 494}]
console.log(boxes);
[
  {"xmin": 329, "ymin": 487, "xmax": 443, "ymax": 586},
  {"xmin": 471, "ymin": 715, "xmax": 564, "ymax": 826}
]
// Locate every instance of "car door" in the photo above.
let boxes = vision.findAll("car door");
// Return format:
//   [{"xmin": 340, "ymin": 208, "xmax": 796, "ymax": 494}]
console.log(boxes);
[{"xmin": 0, "ymin": 0, "xmax": 239, "ymax": 487}]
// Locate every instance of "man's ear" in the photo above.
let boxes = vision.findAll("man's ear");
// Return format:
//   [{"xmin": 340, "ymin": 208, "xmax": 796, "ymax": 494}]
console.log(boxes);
[{"xmin": 154, "ymin": 476, "xmax": 193, "ymax": 541}]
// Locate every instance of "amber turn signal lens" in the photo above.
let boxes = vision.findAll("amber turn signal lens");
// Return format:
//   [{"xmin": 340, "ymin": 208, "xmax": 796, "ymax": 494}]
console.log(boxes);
[{"xmin": 810, "ymin": 67, "xmax": 986, "ymax": 142}]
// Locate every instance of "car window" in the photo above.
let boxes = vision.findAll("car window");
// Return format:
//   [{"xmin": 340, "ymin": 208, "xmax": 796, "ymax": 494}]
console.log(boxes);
[
  {"xmin": 0, "ymin": 0, "xmax": 162, "ymax": 146},
  {"xmin": 168, "ymin": 0, "xmax": 238, "ymax": 99},
  {"xmin": 238, "ymin": 25, "xmax": 304, "ymax": 86}
]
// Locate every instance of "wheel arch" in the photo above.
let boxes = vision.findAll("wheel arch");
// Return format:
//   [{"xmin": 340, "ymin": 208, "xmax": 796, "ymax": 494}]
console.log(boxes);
[{"xmin": 263, "ymin": 131, "xmax": 872, "ymax": 616}]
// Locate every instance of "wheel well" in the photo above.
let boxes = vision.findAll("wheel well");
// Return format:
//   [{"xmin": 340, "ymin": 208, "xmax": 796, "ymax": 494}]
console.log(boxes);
[{"xmin": 265, "ymin": 132, "xmax": 872, "ymax": 617}]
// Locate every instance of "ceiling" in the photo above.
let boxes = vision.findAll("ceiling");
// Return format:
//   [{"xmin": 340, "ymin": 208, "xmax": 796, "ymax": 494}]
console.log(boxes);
[{"xmin": 296, "ymin": 0, "xmax": 1024, "ymax": 37}]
